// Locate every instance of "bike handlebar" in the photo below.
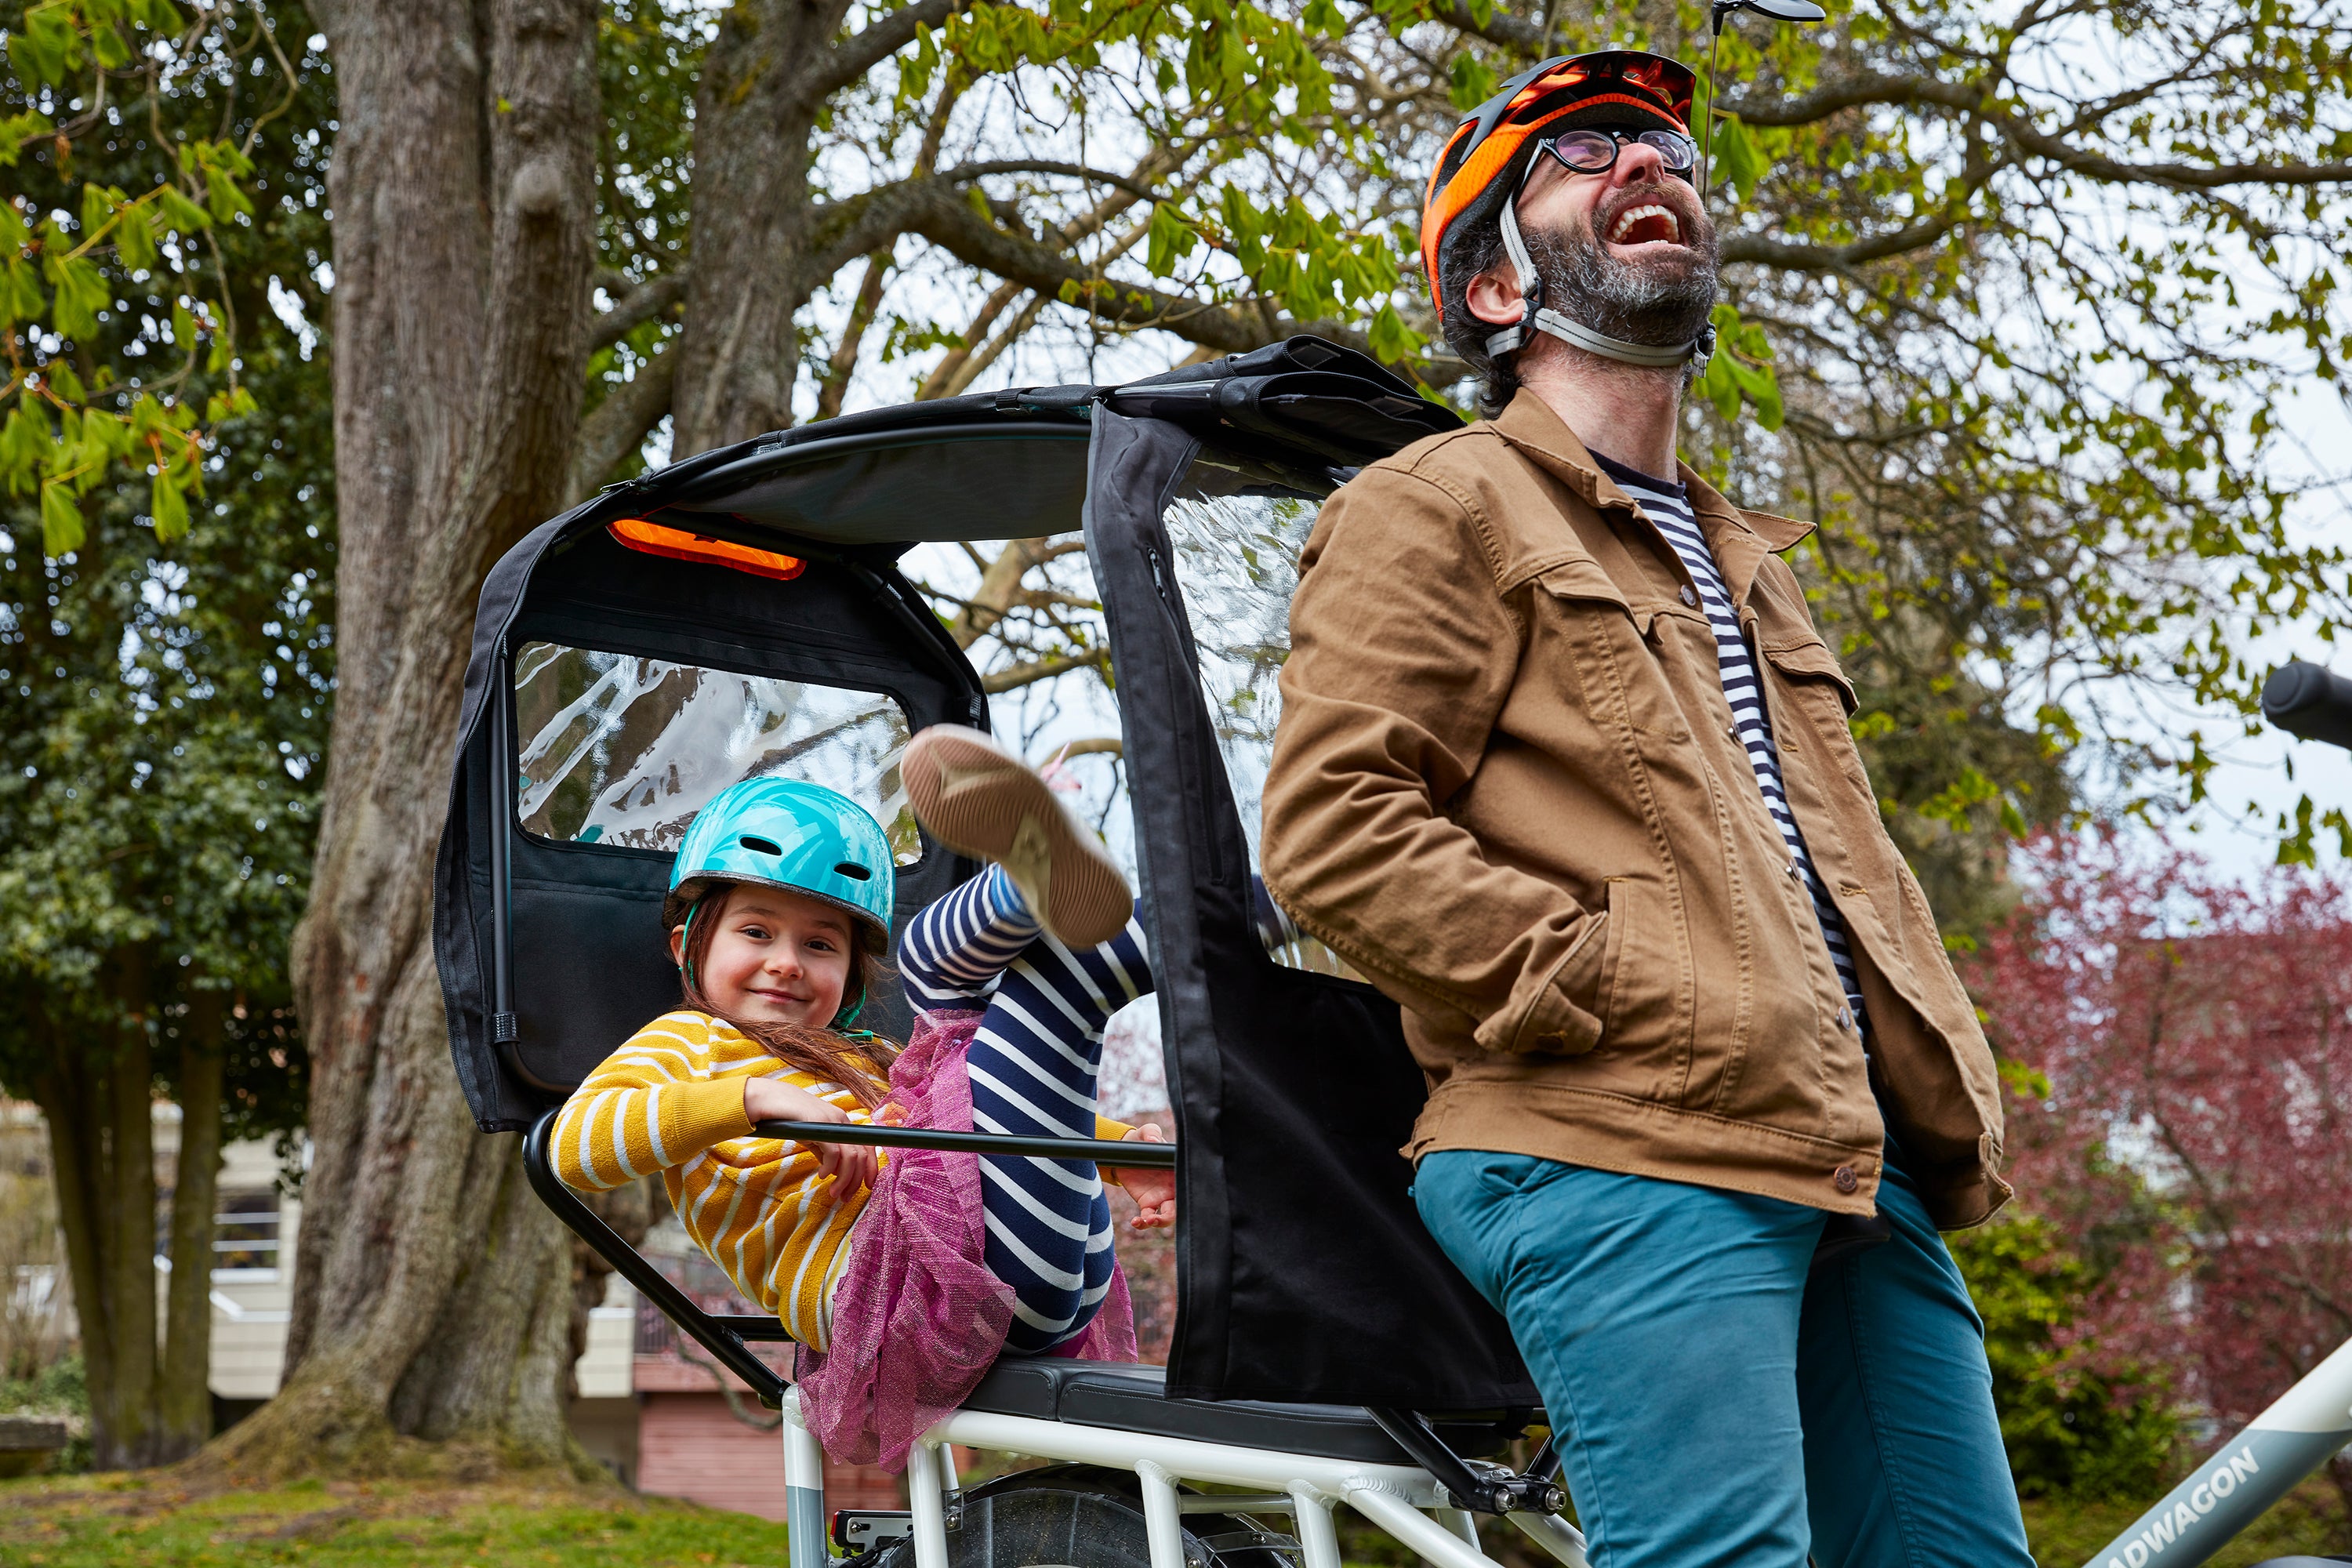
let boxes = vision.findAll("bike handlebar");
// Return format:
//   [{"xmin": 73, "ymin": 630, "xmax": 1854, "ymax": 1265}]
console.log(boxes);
[{"xmin": 2262, "ymin": 661, "xmax": 2352, "ymax": 752}]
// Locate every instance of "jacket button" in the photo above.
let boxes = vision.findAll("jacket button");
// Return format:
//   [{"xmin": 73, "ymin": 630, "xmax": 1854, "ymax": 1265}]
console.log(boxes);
[
  {"xmin": 1833, "ymin": 1165, "xmax": 1860, "ymax": 1194},
  {"xmin": 1835, "ymin": 1006, "xmax": 1852, "ymax": 1030},
  {"xmin": 1785, "ymin": 861, "xmax": 1802, "ymax": 881}
]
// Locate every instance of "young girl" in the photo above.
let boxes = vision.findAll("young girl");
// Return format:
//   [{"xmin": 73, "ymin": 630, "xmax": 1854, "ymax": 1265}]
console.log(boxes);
[{"xmin": 552, "ymin": 727, "xmax": 1174, "ymax": 1465}]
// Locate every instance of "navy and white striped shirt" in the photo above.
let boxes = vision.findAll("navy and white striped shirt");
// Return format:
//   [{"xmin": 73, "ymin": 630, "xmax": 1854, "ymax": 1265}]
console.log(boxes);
[{"xmin": 1593, "ymin": 453, "xmax": 1869, "ymax": 1036}]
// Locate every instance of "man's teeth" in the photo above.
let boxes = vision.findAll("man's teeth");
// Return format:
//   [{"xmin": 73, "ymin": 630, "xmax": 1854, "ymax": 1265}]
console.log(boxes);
[{"xmin": 1608, "ymin": 205, "xmax": 1679, "ymax": 243}]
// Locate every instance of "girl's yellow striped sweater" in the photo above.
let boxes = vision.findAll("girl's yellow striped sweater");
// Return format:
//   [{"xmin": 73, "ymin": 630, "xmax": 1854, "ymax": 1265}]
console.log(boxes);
[{"xmin": 553, "ymin": 1010, "xmax": 1132, "ymax": 1351}]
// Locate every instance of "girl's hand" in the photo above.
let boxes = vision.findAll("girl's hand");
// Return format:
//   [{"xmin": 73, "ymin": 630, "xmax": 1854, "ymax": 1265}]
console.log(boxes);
[
  {"xmin": 1110, "ymin": 1123, "xmax": 1177, "ymax": 1230},
  {"xmin": 744, "ymin": 1076, "xmax": 880, "ymax": 1197}
]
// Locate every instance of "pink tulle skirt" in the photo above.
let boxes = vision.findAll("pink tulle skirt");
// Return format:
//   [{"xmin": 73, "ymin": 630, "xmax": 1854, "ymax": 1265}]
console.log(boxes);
[{"xmin": 793, "ymin": 1007, "xmax": 1137, "ymax": 1470}]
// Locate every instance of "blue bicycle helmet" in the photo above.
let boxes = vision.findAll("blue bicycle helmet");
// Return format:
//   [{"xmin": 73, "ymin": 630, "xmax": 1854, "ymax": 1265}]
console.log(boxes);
[{"xmin": 662, "ymin": 776, "xmax": 895, "ymax": 955}]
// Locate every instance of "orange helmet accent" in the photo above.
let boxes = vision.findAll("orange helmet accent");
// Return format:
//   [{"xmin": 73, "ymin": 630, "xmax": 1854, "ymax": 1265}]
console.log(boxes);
[{"xmin": 1419, "ymin": 51, "xmax": 1697, "ymax": 322}]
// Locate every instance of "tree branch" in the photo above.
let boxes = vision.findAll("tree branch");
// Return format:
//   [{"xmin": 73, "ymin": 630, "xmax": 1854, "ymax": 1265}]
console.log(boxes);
[
  {"xmin": 982, "ymin": 651, "xmax": 1108, "ymax": 693},
  {"xmin": 816, "ymin": 252, "xmax": 891, "ymax": 421},
  {"xmin": 935, "ymin": 159, "xmax": 1163, "ymax": 202},
  {"xmin": 1428, "ymin": 1, "xmax": 1544, "ymax": 52},
  {"xmin": 567, "ymin": 343, "xmax": 677, "ymax": 503},
  {"xmin": 1723, "ymin": 71, "xmax": 2352, "ymax": 188},
  {"xmin": 589, "ymin": 270, "xmax": 688, "ymax": 353},
  {"xmin": 1722, "ymin": 215, "xmax": 1970, "ymax": 271},
  {"xmin": 806, "ymin": 0, "xmax": 976, "ymax": 100}
]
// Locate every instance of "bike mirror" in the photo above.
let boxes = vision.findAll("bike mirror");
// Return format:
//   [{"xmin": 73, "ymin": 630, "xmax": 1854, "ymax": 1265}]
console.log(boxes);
[
  {"xmin": 1702, "ymin": 0, "xmax": 1829, "ymax": 197},
  {"xmin": 1714, "ymin": 0, "xmax": 1828, "ymax": 23},
  {"xmin": 2261, "ymin": 660, "xmax": 2352, "ymax": 752}
]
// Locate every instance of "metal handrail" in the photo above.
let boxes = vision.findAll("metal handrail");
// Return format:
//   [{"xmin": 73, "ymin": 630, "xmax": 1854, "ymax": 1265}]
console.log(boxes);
[
  {"xmin": 751, "ymin": 1120, "xmax": 1177, "ymax": 1167},
  {"xmin": 523, "ymin": 1109, "xmax": 793, "ymax": 1404},
  {"xmin": 524, "ymin": 1109, "xmax": 1175, "ymax": 1408}
]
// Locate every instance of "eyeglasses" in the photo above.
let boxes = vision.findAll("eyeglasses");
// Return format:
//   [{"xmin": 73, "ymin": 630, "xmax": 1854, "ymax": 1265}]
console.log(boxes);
[{"xmin": 1533, "ymin": 129, "xmax": 1700, "ymax": 183}]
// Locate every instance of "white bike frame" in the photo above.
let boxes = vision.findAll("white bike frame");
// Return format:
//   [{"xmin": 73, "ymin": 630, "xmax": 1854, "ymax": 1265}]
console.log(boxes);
[
  {"xmin": 2080, "ymin": 1332, "xmax": 2352, "ymax": 1568},
  {"xmin": 776, "ymin": 1386, "xmax": 1591, "ymax": 1568}
]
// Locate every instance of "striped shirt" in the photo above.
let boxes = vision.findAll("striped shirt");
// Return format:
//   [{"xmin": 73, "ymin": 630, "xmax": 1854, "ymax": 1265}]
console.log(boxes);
[
  {"xmin": 553, "ymin": 1011, "xmax": 878, "ymax": 1349},
  {"xmin": 1595, "ymin": 455, "xmax": 1870, "ymax": 1033}
]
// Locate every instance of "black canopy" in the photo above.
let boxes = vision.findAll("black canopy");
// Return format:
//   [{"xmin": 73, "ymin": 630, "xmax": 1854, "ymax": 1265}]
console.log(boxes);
[{"xmin": 433, "ymin": 337, "xmax": 1534, "ymax": 1408}]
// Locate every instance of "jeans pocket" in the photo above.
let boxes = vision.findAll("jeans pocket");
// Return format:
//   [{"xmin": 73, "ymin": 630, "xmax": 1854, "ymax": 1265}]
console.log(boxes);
[{"xmin": 1472, "ymin": 1151, "xmax": 1551, "ymax": 1200}]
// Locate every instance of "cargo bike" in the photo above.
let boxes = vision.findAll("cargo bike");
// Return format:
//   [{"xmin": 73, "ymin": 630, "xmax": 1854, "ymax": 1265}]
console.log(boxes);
[{"xmin": 431, "ymin": 336, "xmax": 2352, "ymax": 1568}]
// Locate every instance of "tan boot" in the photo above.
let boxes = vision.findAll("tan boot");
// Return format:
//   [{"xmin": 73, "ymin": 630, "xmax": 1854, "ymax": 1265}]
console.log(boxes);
[{"xmin": 900, "ymin": 725, "xmax": 1134, "ymax": 947}]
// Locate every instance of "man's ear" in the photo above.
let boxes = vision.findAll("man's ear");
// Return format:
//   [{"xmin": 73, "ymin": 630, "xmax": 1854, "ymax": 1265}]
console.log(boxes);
[{"xmin": 1463, "ymin": 255, "xmax": 1526, "ymax": 328}]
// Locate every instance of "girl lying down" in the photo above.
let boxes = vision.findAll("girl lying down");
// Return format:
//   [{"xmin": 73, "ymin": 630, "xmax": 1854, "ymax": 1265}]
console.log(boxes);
[{"xmin": 554, "ymin": 727, "xmax": 1175, "ymax": 1467}]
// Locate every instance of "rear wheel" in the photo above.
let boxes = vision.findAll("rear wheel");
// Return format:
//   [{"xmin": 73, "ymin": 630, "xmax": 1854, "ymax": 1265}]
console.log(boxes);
[{"xmin": 869, "ymin": 1463, "xmax": 1298, "ymax": 1568}]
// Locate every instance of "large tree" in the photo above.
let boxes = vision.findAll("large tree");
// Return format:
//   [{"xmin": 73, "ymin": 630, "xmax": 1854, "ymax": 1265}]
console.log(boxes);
[
  {"xmin": 1971, "ymin": 833, "xmax": 2352, "ymax": 1534},
  {"xmin": 1, "ymin": 0, "xmax": 330, "ymax": 1467},
  {"xmin": 198, "ymin": 0, "xmax": 2352, "ymax": 1472}
]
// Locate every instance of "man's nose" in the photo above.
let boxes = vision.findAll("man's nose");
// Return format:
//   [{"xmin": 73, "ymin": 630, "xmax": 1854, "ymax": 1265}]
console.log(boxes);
[{"xmin": 1613, "ymin": 138, "xmax": 1669, "ymax": 184}]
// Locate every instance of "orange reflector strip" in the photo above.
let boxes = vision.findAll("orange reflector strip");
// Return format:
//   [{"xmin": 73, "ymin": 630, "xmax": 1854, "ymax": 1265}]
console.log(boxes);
[{"xmin": 608, "ymin": 517, "xmax": 805, "ymax": 582}]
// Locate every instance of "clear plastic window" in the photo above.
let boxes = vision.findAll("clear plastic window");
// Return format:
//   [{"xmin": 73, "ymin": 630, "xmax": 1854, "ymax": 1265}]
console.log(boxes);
[
  {"xmin": 511, "ymin": 641, "xmax": 920, "ymax": 861},
  {"xmin": 1162, "ymin": 463, "xmax": 1359, "ymax": 978}
]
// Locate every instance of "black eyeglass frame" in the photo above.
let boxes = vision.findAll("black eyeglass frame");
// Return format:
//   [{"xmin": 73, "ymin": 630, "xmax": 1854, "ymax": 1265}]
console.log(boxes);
[{"xmin": 1530, "ymin": 128, "xmax": 1700, "ymax": 185}]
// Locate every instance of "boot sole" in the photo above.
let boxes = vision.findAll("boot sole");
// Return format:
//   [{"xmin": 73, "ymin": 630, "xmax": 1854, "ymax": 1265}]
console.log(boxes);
[{"xmin": 902, "ymin": 726, "xmax": 1133, "ymax": 948}]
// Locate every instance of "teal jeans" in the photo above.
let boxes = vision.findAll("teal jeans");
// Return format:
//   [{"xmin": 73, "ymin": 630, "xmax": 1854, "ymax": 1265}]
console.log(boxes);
[{"xmin": 1414, "ymin": 1147, "xmax": 2034, "ymax": 1568}]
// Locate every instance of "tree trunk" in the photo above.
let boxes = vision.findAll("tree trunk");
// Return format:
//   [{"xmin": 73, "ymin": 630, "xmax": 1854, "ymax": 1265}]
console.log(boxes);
[
  {"xmin": 198, "ymin": 0, "xmax": 603, "ymax": 1479},
  {"xmin": 21, "ymin": 948, "xmax": 224, "ymax": 1468},
  {"xmin": 159, "ymin": 998, "xmax": 227, "ymax": 1461},
  {"xmin": 666, "ymin": 1, "xmax": 842, "ymax": 454}
]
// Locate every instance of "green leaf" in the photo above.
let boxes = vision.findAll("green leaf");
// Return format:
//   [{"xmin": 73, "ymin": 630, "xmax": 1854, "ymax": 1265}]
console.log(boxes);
[
  {"xmin": 0, "ymin": 405, "xmax": 54, "ymax": 491},
  {"xmin": 1711, "ymin": 116, "xmax": 1766, "ymax": 203},
  {"xmin": 79, "ymin": 183, "xmax": 114, "ymax": 240},
  {"xmin": 170, "ymin": 299, "xmax": 198, "ymax": 348},
  {"xmin": 116, "ymin": 203, "xmax": 158, "ymax": 272},
  {"xmin": 202, "ymin": 164, "xmax": 254, "ymax": 223},
  {"xmin": 44, "ymin": 252, "xmax": 111, "ymax": 340},
  {"xmin": 0, "ymin": 111, "xmax": 56, "ymax": 170},
  {"xmin": 14, "ymin": 8, "xmax": 78, "ymax": 86},
  {"xmin": 151, "ymin": 470, "xmax": 190, "ymax": 542},
  {"xmin": 1145, "ymin": 201, "xmax": 1200, "ymax": 278},
  {"xmin": 1448, "ymin": 52, "xmax": 1496, "ymax": 111},
  {"xmin": 0, "ymin": 258, "xmax": 45, "ymax": 329},
  {"xmin": 49, "ymin": 361, "xmax": 87, "ymax": 404},
  {"xmin": 41, "ymin": 481, "xmax": 85, "ymax": 557},
  {"xmin": 155, "ymin": 185, "xmax": 212, "ymax": 235},
  {"xmin": 1367, "ymin": 302, "xmax": 1424, "ymax": 365}
]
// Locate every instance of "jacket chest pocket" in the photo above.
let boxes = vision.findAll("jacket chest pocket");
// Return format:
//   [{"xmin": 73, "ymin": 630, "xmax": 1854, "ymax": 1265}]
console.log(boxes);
[
  {"xmin": 1534, "ymin": 561, "xmax": 1691, "ymax": 745},
  {"xmin": 1758, "ymin": 637, "xmax": 1868, "ymax": 794}
]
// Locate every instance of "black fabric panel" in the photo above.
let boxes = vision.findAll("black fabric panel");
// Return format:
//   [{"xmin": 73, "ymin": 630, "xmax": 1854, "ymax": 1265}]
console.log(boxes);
[
  {"xmin": 436, "ymin": 515, "xmax": 984, "ymax": 1129},
  {"xmin": 1085, "ymin": 409, "xmax": 1537, "ymax": 1410},
  {"xmin": 666, "ymin": 426, "xmax": 1092, "ymax": 545}
]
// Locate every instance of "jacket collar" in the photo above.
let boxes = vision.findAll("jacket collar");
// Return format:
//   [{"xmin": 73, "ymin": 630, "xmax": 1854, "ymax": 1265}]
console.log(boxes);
[{"xmin": 1488, "ymin": 388, "xmax": 1816, "ymax": 612}]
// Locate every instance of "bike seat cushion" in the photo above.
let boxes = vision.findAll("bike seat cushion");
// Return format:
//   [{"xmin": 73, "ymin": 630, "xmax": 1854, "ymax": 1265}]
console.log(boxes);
[{"xmin": 961, "ymin": 1358, "xmax": 1526, "ymax": 1464}]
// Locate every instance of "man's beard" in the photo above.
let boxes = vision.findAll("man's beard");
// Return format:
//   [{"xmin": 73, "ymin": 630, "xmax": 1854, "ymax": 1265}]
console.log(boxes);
[{"xmin": 1521, "ymin": 187, "xmax": 1719, "ymax": 353}]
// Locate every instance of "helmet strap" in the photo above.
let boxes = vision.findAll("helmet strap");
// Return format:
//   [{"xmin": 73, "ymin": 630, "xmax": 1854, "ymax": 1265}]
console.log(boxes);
[
  {"xmin": 677, "ymin": 897, "xmax": 702, "ymax": 989},
  {"xmin": 1482, "ymin": 196, "xmax": 1715, "ymax": 369}
]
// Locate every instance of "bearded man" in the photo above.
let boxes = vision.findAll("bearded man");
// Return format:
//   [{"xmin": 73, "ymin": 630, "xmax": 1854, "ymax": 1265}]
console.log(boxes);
[{"xmin": 1258, "ymin": 53, "xmax": 2035, "ymax": 1568}]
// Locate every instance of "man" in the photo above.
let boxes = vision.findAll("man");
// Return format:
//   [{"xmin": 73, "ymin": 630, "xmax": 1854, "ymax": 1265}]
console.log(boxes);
[{"xmin": 1259, "ymin": 51, "xmax": 2034, "ymax": 1568}]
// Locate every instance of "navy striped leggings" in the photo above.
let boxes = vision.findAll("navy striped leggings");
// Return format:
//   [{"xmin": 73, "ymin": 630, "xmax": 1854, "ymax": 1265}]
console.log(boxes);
[{"xmin": 898, "ymin": 869, "xmax": 1152, "ymax": 1353}]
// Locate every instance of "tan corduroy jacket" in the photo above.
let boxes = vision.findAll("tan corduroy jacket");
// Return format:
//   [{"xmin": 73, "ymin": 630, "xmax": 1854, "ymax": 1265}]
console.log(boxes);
[{"xmin": 1260, "ymin": 391, "xmax": 2010, "ymax": 1229}]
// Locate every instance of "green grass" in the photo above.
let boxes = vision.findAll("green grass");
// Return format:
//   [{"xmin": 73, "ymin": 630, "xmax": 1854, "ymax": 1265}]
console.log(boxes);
[
  {"xmin": 2, "ymin": 1471, "xmax": 2344, "ymax": 1567},
  {"xmin": 0, "ymin": 1475, "xmax": 795, "ymax": 1568},
  {"xmin": 2020, "ymin": 1476, "xmax": 2350, "ymax": 1566}
]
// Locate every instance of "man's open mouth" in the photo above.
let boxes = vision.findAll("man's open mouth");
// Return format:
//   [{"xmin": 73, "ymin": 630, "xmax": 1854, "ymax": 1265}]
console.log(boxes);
[{"xmin": 1606, "ymin": 203, "xmax": 1683, "ymax": 247}]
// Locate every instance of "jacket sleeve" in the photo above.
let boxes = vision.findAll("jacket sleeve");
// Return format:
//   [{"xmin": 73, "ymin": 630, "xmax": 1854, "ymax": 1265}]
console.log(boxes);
[
  {"xmin": 551, "ymin": 1018, "xmax": 754, "ymax": 1192},
  {"xmin": 1261, "ymin": 465, "xmax": 1610, "ymax": 1054}
]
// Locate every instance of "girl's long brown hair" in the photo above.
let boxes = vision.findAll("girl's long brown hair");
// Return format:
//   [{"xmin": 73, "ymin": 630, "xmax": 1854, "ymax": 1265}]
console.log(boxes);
[{"xmin": 677, "ymin": 884, "xmax": 899, "ymax": 1109}]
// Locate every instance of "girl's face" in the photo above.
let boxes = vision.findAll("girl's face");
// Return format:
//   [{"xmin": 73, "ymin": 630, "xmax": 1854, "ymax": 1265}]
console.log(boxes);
[{"xmin": 673, "ymin": 886, "xmax": 855, "ymax": 1028}]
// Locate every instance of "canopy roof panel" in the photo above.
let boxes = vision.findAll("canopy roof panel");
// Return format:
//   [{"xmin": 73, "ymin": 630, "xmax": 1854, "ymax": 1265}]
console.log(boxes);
[{"xmin": 590, "ymin": 338, "xmax": 1460, "ymax": 557}]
